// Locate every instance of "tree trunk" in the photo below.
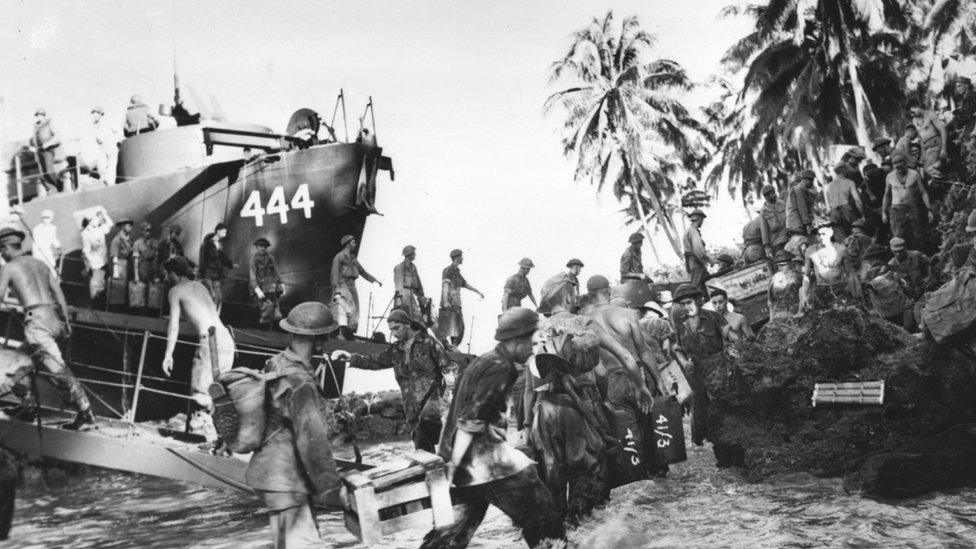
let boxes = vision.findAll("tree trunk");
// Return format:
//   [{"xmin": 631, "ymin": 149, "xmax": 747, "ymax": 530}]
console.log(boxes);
[
  {"xmin": 634, "ymin": 169, "xmax": 684, "ymax": 261},
  {"xmin": 840, "ymin": 16, "xmax": 873, "ymax": 151}
]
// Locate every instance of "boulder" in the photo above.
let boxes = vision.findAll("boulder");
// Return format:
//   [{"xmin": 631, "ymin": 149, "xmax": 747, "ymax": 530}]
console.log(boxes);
[{"xmin": 713, "ymin": 307, "xmax": 976, "ymax": 495}]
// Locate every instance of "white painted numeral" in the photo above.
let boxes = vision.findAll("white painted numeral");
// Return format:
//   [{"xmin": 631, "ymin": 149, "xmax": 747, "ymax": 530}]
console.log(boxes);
[
  {"xmin": 290, "ymin": 184, "xmax": 315, "ymax": 219},
  {"xmin": 241, "ymin": 190, "xmax": 266, "ymax": 227},
  {"xmin": 266, "ymin": 186, "xmax": 289, "ymax": 224},
  {"xmin": 240, "ymin": 185, "xmax": 317, "ymax": 226}
]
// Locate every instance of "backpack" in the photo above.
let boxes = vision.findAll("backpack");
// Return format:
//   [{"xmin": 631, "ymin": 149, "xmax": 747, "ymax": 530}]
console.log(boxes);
[
  {"xmin": 866, "ymin": 273, "xmax": 907, "ymax": 319},
  {"xmin": 920, "ymin": 270, "xmax": 976, "ymax": 343},
  {"xmin": 209, "ymin": 368, "xmax": 282, "ymax": 453}
]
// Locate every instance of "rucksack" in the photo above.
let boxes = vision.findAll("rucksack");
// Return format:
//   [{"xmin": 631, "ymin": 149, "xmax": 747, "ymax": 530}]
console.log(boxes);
[
  {"xmin": 209, "ymin": 368, "xmax": 282, "ymax": 453},
  {"xmin": 921, "ymin": 270, "xmax": 976, "ymax": 343},
  {"xmin": 866, "ymin": 273, "xmax": 907, "ymax": 319}
]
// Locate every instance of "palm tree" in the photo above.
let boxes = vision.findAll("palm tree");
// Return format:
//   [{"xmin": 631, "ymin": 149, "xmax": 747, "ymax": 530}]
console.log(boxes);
[
  {"xmin": 545, "ymin": 11, "xmax": 711, "ymax": 260},
  {"xmin": 719, "ymin": 0, "xmax": 912, "ymax": 182}
]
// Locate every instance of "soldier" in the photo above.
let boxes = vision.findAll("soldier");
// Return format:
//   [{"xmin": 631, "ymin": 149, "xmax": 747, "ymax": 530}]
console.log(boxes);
[
  {"xmin": 620, "ymin": 232, "xmax": 646, "ymax": 281},
  {"xmin": 859, "ymin": 244, "xmax": 890, "ymax": 283},
  {"xmin": 80, "ymin": 208, "xmax": 114, "ymax": 302},
  {"xmin": 438, "ymin": 249, "xmax": 483, "ymax": 348},
  {"xmin": 786, "ymin": 170, "xmax": 818, "ymax": 236},
  {"xmin": 709, "ymin": 288, "xmax": 754, "ymax": 340},
  {"xmin": 161, "ymin": 257, "xmax": 236, "ymax": 439},
  {"xmin": 882, "ymin": 151, "xmax": 931, "ymax": 251},
  {"xmin": 639, "ymin": 300, "xmax": 673, "ymax": 365},
  {"xmin": 886, "ymin": 237, "xmax": 930, "ymax": 301},
  {"xmin": 132, "ymin": 222, "xmax": 159, "ymax": 283},
  {"xmin": 784, "ymin": 227, "xmax": 809, "ymax": 264},
  {"xmin": 331, "ymin": 234, "xmax": 381, "ymax": 337},
  {"xmin": 801, "ymin": 220, "xmax": 856, "ymax": 311},
  {"xmin": 844, "ymin": 220, "xmax": 874, "ymax": 274},
  {"xmin": 712, "ymin": 254, "xmax": 736, "ymax": 278},
  {"xmin": 683, "ymin": 209, "xmax": 711, "ymax": 296},
  {"xmin": 741, "ymin": 217, "xmax": 765, "ymax": 264},
  {"xmin": 0, "ymin": 228, "xmax": 94, "ymax": 429},
  {"xmin": 422, "ymin": 307, "xmax": 566, "ymax": 549},
  {"xmin": 29, "ymin": 108, "xmax": 66, "ymax": 193},
  {"xmin": 123, "ymin": 94, "xmax": 160, "ymax": 137},
  {"xmin": 566, "ymin": 258, "xmax": 584, "ymax": 303},
  {"xmin": 109, "ymin": 219, "xmax": 134, "ymax": 299},
  {"xmin": 502, "ymin": 258, "xmax": 537, "ymax": 311},
  {"xmin": 156, "ymin": 225, "xmax": 187, "ymax": 271},
  {"xmin": 31, "ymin": 209, "xmax": 61, "ymax": 272},
  {"xmin": 245, "ymin": 302, "xmax": 343, "ymax": 548},
  {"xmin": 906, "ymin": 99, "xmax": 948, "ymax": 178},
  {"xmin": 198, "ymin": 223, "xmax": 237, "ymax": 314},
  {"xmin": 672, "ymin": 283, "xmax": 742, "ymax": 467},
  {"xmin": 91, "ymin": 105, "xmax": 120, "ymax": 185},
  {"xmin": 394, "ymin": 244, "xmax": 425, "ymax": 321},
  {"xmin": 250, "ymin": 237, "xmax": 283, "ymax": 327},
  {"xmin": 343, "ymin": 309, "xmax": 454, "ymax": 452},
  {"xmin": 759, "ymin": 184, "xmax": 788, "ymax": 257},
  {"xmin": 767, "ymin": 250, "xmax": 803, "ymax": 320},
  {"xmin": 872, "ymin": 137, "xmax": 894, "ymax": 165},
  {"xmin": 585, "ymin": 275, "xmax": 659, "ymax": 430},
  {"xmin": 825, "ymin": 164, "xmax": 864, "ymax": 240}
]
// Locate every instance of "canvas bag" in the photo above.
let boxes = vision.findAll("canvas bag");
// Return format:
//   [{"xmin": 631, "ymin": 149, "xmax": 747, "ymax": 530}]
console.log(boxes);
[{"xmin": 921, "ymin": 270, "xmax": 976, "ymax": 343}]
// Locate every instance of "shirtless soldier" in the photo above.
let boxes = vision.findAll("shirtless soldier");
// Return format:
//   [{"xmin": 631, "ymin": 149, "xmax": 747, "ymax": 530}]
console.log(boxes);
[
  {"xmin": 0, "ymin": 227, "xmax": 94, "ymax": 429},
  {"xmin": 801, "ymin": 220, "xmax": 856, "ymax": 311},
  {"xmin": 161, "ymin": 257, "xmax": 236, "ymax": 438},
  {"xmin": 584, "ymin": 275, "xmax": 661, "ymax": 408}
]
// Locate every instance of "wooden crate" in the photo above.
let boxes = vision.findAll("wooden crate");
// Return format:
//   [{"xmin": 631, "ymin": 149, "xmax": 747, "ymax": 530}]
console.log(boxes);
[{"xmin": 342, "ymin": 450, "xmax": 455, "ymax": 546}]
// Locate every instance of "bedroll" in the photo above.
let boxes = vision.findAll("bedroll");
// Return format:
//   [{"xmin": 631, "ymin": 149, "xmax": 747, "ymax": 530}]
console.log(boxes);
[{"xmin": 921, "ymin": 270, "xmax": 976, "ymax": 344}]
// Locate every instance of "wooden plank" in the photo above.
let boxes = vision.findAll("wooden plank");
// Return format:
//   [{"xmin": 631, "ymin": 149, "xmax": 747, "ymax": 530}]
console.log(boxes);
[
  {"xmin": 374, "ymin": 482, "xmax": 431, "ymax": 508},
  {"xmin": 351, "ymin": 482, "xmax": 381, "ymax": 545},
  {"xmin": 379, "ymin": 508, "xmax": 436, "ymax": 536},
  {"xmin": 424, "ymin": 464, "xmax": 455, "ymax": 528}
]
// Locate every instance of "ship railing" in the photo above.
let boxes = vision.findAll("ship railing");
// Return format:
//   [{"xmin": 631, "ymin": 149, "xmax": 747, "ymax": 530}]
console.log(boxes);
[{"xmin": 0, "ymin": 304, "xmax": 339, "ymax": 435}]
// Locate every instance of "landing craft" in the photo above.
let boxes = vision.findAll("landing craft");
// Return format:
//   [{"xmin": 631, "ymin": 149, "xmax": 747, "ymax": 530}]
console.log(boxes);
[{"xmin": 1, "ymin": 87, "xmax": 393, "ymax": 420}]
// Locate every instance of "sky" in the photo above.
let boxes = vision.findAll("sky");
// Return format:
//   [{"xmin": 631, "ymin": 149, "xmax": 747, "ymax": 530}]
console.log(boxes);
[{"xmin": 1, "ymin": 1, "xmax": 755, "ymax": 391}]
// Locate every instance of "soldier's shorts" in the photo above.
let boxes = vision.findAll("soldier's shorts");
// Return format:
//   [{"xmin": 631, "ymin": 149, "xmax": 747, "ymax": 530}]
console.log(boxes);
[{"xmin": 191, "ymin": 326, "xmax": 236, "ymax": 408}]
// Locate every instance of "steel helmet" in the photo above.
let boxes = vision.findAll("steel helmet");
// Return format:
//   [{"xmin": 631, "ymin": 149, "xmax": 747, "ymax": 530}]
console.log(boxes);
[{"xmin": 280, "ymin": 302, "xmax": 339, "ymax": 335}]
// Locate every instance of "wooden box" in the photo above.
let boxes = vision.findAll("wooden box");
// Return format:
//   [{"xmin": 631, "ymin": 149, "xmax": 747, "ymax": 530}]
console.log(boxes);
[{"xmin": 342, "ymin": 450, "xmax": 455, "ymax": 546}]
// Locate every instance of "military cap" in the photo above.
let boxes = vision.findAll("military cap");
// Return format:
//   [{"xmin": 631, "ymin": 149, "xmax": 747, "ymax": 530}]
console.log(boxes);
[
  {"xmin": 641, "ymin": 301, "xmax": 666, "ymax": 318},
  {"xmin": 889, "ymin": 237, "xmax": 906, "ymax": 252},
  {"xmin": 772, "ymin": 249, "xmax": 793, "ymax": 264},
  {"xmin": 871, "ymin": 137, "xmax": 891, "ymax": 150},
  {"xmin": 796, "ymin": 169, "xmax": 816, "ymax": 181},
  {"xmin": 450, "ymin": 248, "xmax": 463, "ymax": 259},
  {"xmin": 585, "ymin": 274, "xmax": 610, "ymax": 293},
  {"xmin": 519, "ymin": 258, "xmax": 535, "ymax": 268},
  {"xmin": 0, "ymin": 228, "xmax": 25, "ymax": 243},
  {"xmin": 688, "ymin": 209, "xmax": 707, "ymax": 219},
  {"xmin": 673, "ymin": 283, "xmax": 702, "ymax": 303},
  {"xmin": 628, "ymin": 232, "xmax": 644, "ymax": 243},
  {"xmin": 761, "ymin": 184, "xmax": 776, "ymax": 195},
  {"xmin": 861, "ymin": 243, "xmax": 889, "ymax": 261},
  {"xmin": 966, "ymin": 210, "xmax": 976, "ymax": 233},
  {"xmin": 717, "ymin": 253, "xmax": 735, "ymax": 265},
  {"xmin": 253, "ymin": 237, "xmax": 271, "ymax": 247},
  {"xmin": 34, "ymin": 107, "xmax": 46, "ymax": 116},
  {"xmin": 709, "ymin": 286, "xmax": 728, "ymax": 299},
  {"xmin": 91, "ymin": 106, "xmax": 105, "ymax": 115},
  {"xmin": 402, "ymin": 245, "xmax": 416, "ymax": 256},
  {"xmin": 340, "ymin": 235, "xmax": 354, "ymax": 247},
  {"xmin": 891, "ymin": 150, "xmax": 909, "ymax": 164},
  {"xmin": 280, "ymin": 301, "xmax": 338, "ymax": 335},
  {"xmin": 566, "ymin": 258, "xmax": 584, "ymax": 268},
  {"xmin": 846, "ymin": 146, "xmax": 867, "ymax": 159},
  {"xmin": 387, "ymin": 308, "xmax": 422, "ymax": 329},
  {"xmin": 494, "ymin": 307, "xmax": 539, "ymax": 341}
]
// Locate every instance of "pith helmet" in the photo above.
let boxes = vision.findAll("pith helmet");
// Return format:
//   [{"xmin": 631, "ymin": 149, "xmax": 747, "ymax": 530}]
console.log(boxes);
[
  {"xmin": 966, "ymin": 210, "xmax": 976, "ymax": 233},
  {"xmin": 280, "ymin": 302, "xmax": 339, "ymax": 335},
  {"xmin": 494, "ymin": 307, "xmax": 539, "ymax": 341},
  {"xmin": 519, "ymin": 258, "xmax": 535, "ymax": 268}
]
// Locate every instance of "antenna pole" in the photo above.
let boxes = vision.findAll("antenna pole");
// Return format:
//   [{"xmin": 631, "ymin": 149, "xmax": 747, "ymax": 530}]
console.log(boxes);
[
  {"xmin": 368, "ymin": 96, "xmax": 377, "ymax": 141},
  {"xmin": 340, "ymin": 89, "xmax": 349, "ymax": 142}
]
